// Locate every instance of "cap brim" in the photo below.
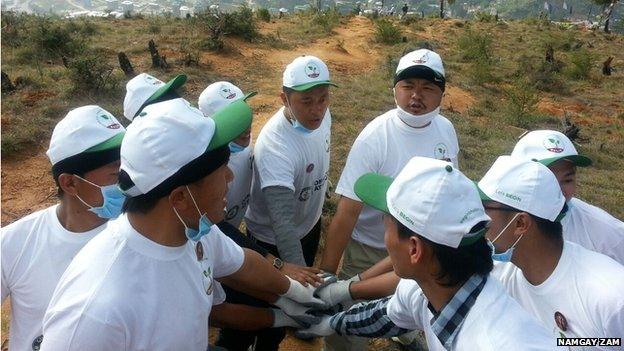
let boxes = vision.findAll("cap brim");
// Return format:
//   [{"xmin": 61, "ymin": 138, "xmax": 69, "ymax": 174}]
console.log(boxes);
[
  {"xmin": 539, "ymin": 155, "xmax": 592, "ymax": 167},
  {"xmin": 474, "ymin": 181, "xmax": 492, "ymax": 201},
  {"xmin": 141, "ymin": 74, "xmax": 188, "ymax": 114},
  {"xmin": 394, "ymin": 65, "xmax": 444, "ymax": 85},
  {"xmin": 243, "ymin": 91, "xmax": 257, "ymax": 101},
  {"xmin": 85, "ymin": 132, "xmax": 125, "ymax": 153},
  {"xmin": 354, "ymin": 173, "xmax": 394, "ymax": 213},
  {"xmin": 207, "ymin": 99, "xmax": 253, "ymax": 151},
  {"xmin": 289, "ymin": 81, "xmax": 338, "ymax": 92}
]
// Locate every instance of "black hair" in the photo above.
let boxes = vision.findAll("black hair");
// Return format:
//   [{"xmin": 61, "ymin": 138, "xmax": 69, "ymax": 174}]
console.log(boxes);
[
  {"xmin": 530, "ymin": 213, "xmax": 563, "ymax": 242},
  {"xmin": 52, "ymin": 147, "xmax": 121, "ymax": 198},
  {"xmin": 282, "ymin": 86, "xmax": 296, "ymax": 96},
  {"xmin": 396, "ymin": 219, "xmax": 493, "ymax": 287}
]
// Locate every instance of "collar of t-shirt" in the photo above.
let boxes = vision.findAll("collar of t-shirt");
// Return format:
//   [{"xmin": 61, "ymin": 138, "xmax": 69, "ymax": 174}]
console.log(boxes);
[
  {"xmin": 518, "ymin": 240, "xmax": 572, "ymax": 295},
  {"xmin": 119, "ymin": 214, "xmax": 189, "ymax": 261},
  {"xmin": 391, "ymin": 108, "xmax": 439, "ymax": 135},
  {"xmin": 428, "ymin": 274, "xmax": 488, "ymax": 349},
  {"xmin": 50, "ymin": 204, "xmax": 107, "ymax": 244}
]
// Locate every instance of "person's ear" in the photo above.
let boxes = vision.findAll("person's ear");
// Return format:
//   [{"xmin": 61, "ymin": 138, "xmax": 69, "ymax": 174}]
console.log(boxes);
[
  {"xmin": 514, "ymin": 212, "xmax": 532, "ymax": 237},
  {"xmin": 169, "ymin": 186, "xmax": 189, "ymax": 212},
  {"xmin": 280, "ymin": 91, "xmax": 289, "ymax": 107},
  {"xmin": 58, "ymin": 173, "xmax": 79, "ymax": 196},
  {"xmin": 408, "ymin": 235, "xmax": 426, "ymax": 265}
]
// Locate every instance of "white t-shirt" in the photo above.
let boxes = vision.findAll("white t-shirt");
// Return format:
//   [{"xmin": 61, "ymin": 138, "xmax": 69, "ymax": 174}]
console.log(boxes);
[
  {"xmin": 40, "ymin": 215, "xmax": 245, "ymax": 351},
  {"xmin": 225, "ymin": 144, "xmax": 254, "ymax": 228},
  {"xmin": 336, "ymin": 109, "xmax": 459, "ymax": 249},
  {"xmin": 1, "ymin": 205, "xmax": 107, "ymax": 351},
  {"xmin": 562, "ymin": 197, "xmax": 624, "ymax": 265},
  {"xmin": 492, "ymin": 241, "xmax": 624, "ymax": 349},
  {"xmin": 245, "ymin": 107, "xmax": 331, "ymax": 244},
  {"xmin": 387, "ymin": 277, "xmax": 557, "ymax": 351}
]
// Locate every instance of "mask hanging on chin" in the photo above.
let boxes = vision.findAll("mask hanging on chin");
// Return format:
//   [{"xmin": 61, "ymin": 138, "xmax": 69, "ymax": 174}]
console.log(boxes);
[
  {"xmin": 172, "ymin": 186, "xmax": 214, "ymax": 242},
  {"xmin": 285, "ymin": 96, "xmax": 314, "ymax": 134},
  {"xmin": 395, "ymin": 105, "xmax": 440, "ymax": 128},
  {"xmin": 228, "ymin": 142, "xmax": 246, "ymax": 154}
]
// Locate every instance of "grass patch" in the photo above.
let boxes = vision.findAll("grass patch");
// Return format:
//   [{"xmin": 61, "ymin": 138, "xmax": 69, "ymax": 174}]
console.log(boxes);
[{"xmin": 375, "ymin": 19, "xmax": 403, "ymax": 45}]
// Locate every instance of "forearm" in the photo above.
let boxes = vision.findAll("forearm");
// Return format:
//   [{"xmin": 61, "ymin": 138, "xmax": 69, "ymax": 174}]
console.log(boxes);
[
  {"xmin": 219, "ymin": 249, "xmax": 288, "ymax": 303},
  {"xmin": 358, "ymin": 256, "xmax": 394, "ymax": 280},
  {"xmin": 350, "ymin": 271, "xmax": 400, "ymax": 300},
  {"xmin": 329, "ymin": 296, "xmax": 409, "ymax": 338},
  {"xmin": 263, "ymin": 186, "xmax": 307, "ymax": 266},
  {"xmin": 209, "ymin": 303, "xmax": 274, "ymax": 330},
  {"xmin": 320, "ymin": 197, "xmax": 362, "ymax": 273}
]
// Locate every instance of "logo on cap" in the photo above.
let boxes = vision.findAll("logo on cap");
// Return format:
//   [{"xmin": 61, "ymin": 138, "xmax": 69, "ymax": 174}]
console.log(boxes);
[
  {"xmin": 145, "ymin": 75, "xmax": 163, "ymax": 86},
  {"xmin": 96, "ymin": 113, "xmax": 121, "ymax": 129},
  {"xmin": 413, "ymin": 52, "xmax": 430, "ymax": 64},
  {"xmin": 219, "ymin": 85, "xmax": 237, "ymax": 100},
  {"xmin": 305, "ymin": 62, "xmax": 320, "ymax": 79},
  {"xmin": 543, "ymin": 135, "xmax": 564, "ymax": 153}
]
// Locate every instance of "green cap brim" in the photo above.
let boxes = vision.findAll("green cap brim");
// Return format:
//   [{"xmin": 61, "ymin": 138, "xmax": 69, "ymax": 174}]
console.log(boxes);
[
  {"xmin": 354, "ymin": 173, "xmax": 394, "ymax": 213},
  {"xmin": 85, "ymin": 132, "xmax": 125, "ymax": 153},
  {"xmin": 207, "ymin": 99, "xmax": 253, "ymax": 151},
  {"xmin": 539, "ymin": 155, "xmax": 592, "ymax": 167},
  {"xmin": 138, "ymin": 74, "xmax": 188, "ymax": 116},
  {"xmin": 474, "ymin": 181, "xmax": 492, "ymax": 201},
  {"xmin": 289, "ymin": 81, "xmax": 338, "ymax": 92}
]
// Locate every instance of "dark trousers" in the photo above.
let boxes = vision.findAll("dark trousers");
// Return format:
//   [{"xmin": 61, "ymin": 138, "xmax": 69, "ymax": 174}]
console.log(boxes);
[{"xmin": 215, "ymin": 219, "xmax": 322, "ymax": 351}]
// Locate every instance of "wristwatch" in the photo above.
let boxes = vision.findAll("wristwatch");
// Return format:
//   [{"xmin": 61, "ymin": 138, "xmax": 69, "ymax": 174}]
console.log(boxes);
[{"xmin": 272, "ymin": 257, "xmax": 284, "ymax": 270}]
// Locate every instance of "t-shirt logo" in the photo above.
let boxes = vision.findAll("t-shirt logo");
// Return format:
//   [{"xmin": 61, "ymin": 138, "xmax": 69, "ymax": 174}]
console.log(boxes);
[
  {"xmin": 195, "ymin": 241, "xmax": 204, "ymax": 261},
  {"xmin": 226, "ymin": 205, "xmax": 239, "ymax": 221},
  {"xmin": 305, "ymin": 62, "xmax": 320, "ymax": 79},
  {"xmin": 219, "ymin": 85, "xmax": 237, "ymax": 100},
  {"xmin": 306, "ymin": 163, "xmax": 315, "ymax": 173},
  {"xmin": 203, "ymin": 266, "xmax": 214, "ymax": 295},
  {"xmin": 32, "ymin": 335, "xmax": 43, "ymax": 350},
  {"xmin": 96, "ymin": 113, "xmax": 121, "ymax": 129},
  {"xmin": 413, "ymin": 52, "xmax": 429, "ymax": 64},
  {"xmin": 434, "ymin": 143, "xmax": 449, "ymax": 160},
  {"xmin": 543, "ymin": 135, "xmax": 564, "ymax": 153},
  {"xmin": 299, "ymin": 186, "xmax": 312, "ymax": 201}
]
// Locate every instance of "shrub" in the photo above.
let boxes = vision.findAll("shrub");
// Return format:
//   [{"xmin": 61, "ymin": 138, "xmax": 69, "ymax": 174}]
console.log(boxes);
[
  {"xmin": 257, "ymin": 8, "xmax": 271, "ymax": 22},
  {"xmin": 503, "ymin": 79, "xmax": 540, "ymax": 128},
  {"xmin": 29, "ymin": 17, "xmax": 87, "ymax": 62},
  {"xmin": 222, "ymin": 6, "xmax": 259, "ymax": 41},
  {"xmin": 457, "ymin": 30, "xmax": 495, "ymax": 84},
  {"xmin": 67, "ymin": 52, "xmax": 119, "ymax": 95},
  {"xmin": 565, "ymin": 49, "xmax": 592, "ymax": 80},
  {"xmin": 375, "ymin": 19, "xmax": 402, "ymax": 45}
]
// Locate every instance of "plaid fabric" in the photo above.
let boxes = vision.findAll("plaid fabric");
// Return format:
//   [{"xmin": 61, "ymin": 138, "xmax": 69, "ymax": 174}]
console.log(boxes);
[
  {"xmin": 429, "ymin": 274, "xmax": 488, "ymax": 350},
  {"xmin": 329, "ymin": 296, "xmax": 410, "ymax": 338}
]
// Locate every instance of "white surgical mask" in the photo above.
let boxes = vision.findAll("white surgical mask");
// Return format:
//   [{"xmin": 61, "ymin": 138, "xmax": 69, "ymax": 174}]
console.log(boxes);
[{"xmin": 395, "ymin": 105, "xmax": 439, "ymax": 128}]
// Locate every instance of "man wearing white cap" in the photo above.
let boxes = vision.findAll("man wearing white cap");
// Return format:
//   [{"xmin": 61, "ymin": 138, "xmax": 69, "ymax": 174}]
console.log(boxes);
[
  {"xmin": 123, "ymin": 72, "xmax": 187, "ymax": 122},
  {"xmin": 319, "ymin": 48, "xmax": 459, "ymax": 350},
  {"xmin": 511, "ymin": 130, "xmax": 624, "ymax": 265},
  {"xmin": 296, "ymin": 157, "xmax": 556, "ymax": 351},
  {"xmin": 39, "ymin": 99, "xmax": 329, "ymax": 350},
  {"xmin": 478, "ymin": 156, "xmax": 624, "ymax": 343},
  {"xmin": 246, "ymin": 55, "xmax": 335, "ymax": 268},
  {"xmin": 199, "ymin": 82, "xmax": 323, "ymax": 350},
  {"xmin": 1, "ymin": 106, "xmax": 126, "ymax": 351}
]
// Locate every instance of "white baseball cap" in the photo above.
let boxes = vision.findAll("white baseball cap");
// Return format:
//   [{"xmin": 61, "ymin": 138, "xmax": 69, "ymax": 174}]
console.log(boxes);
[
  {"xmin": 511, "ymin": 130, "xmax": 592, "ymax": 167},
  {"xmin": 282, "ymin": 55, "xmax": 338, "ymax": 91},
  {"xmin": 123, "ymin": 73, "xmax": 187, "ymax": 122},
  {"xmin": 47, "ymin": 105, "xmax": 125, "ymax": 165},
  {"xmin": 119, "ymin": 98, "xmax": 252, "ymax": 197},
  {"xmin": 477, "ymin": 156, "xmax": 566, "ymax": 222},
  {"xmin": 198, "ymin": 81, "xmax": 257, "ymax": 117},
  {"xmin": 394, "ymin": 49, "xmax": 445, "ymax": 89},
  {"xmin": 355, "ymin": 157, "xmax": 490, "ymax": 248}
]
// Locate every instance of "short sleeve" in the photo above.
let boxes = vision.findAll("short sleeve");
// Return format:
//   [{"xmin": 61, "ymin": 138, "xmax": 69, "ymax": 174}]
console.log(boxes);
[
  {"xmin": 386, "ymin": 279, "xmax": 425, "ymax": 331},
  {"xmin": 206, "ymin": 227, "xmax": 245, "ymax": 278},
  {"xmin": 41, "ymin": 311, "xmax": 127, "ymax": 351},
  {"xmin": 335, "ymin": 135, "xmax": 380, "ymax": 201},
  {"xmin": 253, "ymin": 141, "xmax": 296, "ymax": 191}
]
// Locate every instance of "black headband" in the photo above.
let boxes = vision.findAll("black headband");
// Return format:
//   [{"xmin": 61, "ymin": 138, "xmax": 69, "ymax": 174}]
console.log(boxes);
[
  {"xmin": 51, "ymin": 147, "xmax": 121, "ymax": 183},
  {"xmin": 119, "ymin": 145, "xmax": 230, "ymax": 201}
]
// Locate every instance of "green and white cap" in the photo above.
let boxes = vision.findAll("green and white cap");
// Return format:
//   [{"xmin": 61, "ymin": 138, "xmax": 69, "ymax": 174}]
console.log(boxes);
[
  {"xmin": 354, "ymin": 157, "xmax": 490, "ymax": 248},
  {"xmin": 120, "ymin": 98, "xmax": 252, "ymax": 196},
  {"xmin": 198, "ymin": 81, "xmax": 257, "ymax": 117},
  {"xmin": 511, "ymin": 130, "xmax": 592, "ymax": 167},
  {"xmin": 282, "ymin": 55, "xmax": 338, "ymax": 91},
  {"xmin": 477, "ymin": 156, "xmax": 566, "ymax": 222},
  {"xmin": 47, "ymin": 105, "xmax": 125, "ymax": 165},
  {"xmin": 123, "ymin": 73, "xmax": 187, "ymax": 122}
]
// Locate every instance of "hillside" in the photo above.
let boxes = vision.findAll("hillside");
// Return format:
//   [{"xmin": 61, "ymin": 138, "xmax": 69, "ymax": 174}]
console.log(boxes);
[{"xmin": 1, "ymin": 10, "xmax": 623, "ymax": 350}]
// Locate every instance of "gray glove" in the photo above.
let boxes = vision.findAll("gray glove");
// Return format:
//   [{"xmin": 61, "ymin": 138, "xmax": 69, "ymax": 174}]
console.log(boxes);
[
  {"xmin": 271, "ymin": 308, "xmax": 305, "ymax": 328},
  {"xmin": 274, "ymin": 296, "xmax": 321, "ymax": 327},
  {"xmin": 314, "ymin": 278, "xmax": 353, "ymax": 306},
  {"xmin": 280, "ymin": 277, "xmax": 330, "ymax": 309},
  {"xmin": 294, "ymin": 315, "xmax": 335, "ymax": 339}
]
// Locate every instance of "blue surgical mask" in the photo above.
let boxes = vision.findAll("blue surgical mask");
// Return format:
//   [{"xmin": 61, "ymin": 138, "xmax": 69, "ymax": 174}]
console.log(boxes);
[
  {"xmin": 285, "ymin": 97, "xmax": 314, "ymax": 134},
  {"xmin": 488, "ymin": 213, "xmax": 523, "ymax": 262},
  {"xmin": 75, "ymin": 176, "xmax": 125, "ymax": 219},
  {"xmin": 228, "ymin": 142, "xmax": 246, "ymax": 153},
  {"xmin": 173, "ymin": 186, "xmax": 214, "ymax": 242}
]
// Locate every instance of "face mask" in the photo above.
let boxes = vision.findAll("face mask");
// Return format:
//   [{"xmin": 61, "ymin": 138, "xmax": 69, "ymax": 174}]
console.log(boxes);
[
  {"xmin": 75, "ymin": 176, "xmax": 125, "ymax": 219},
  {"xmin": 395, "ymin": 105, "xmax": 440, "ymax": 128},
  {"xmin": 173, "ymin": 186, "xmax": 214, "ymax": 242},
  {"xmin": 285, "ymin": 96, "xmax": 314, "ymax": 134},
  {"xmin": 488, "ymin": 213, "xmax": 524, "ymax": 262},
  {"xmin": 229, "ymin": 142, "xmax": 246, "ymax": 153}
]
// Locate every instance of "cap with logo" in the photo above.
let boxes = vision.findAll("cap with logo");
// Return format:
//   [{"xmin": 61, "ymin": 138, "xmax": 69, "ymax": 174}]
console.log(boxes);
[
  {"xmin": 511, "ymin": 130, "xmax": 592, "ymax": 167},
  {"xmin": 354, "ymin": 157, "xmax": 490, "ymax": 248},
  {"xmin": 123, "ymin": 73, "xmax": 187, "ymax": 122},
  {"xmin": 47, "ymin": 106, "xmax": 125, "ymax": 180},
  {"xmin": 119, "ymin": 98, "xmax": 252, "ymax": 198},
  {"xmin": 198, "ymin": 81, "xmax": 257, "ymax": 117},
  {"xmin": 477, "ymin": 156, "xmax": 566, "ymax": 222},
  {"xmin": 394, "ymin": 49, "xmax": 445, "ymax": 91},
  {"xmin": 282, "ymin": 55, "xmax": 338, "ymax": 91}
]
